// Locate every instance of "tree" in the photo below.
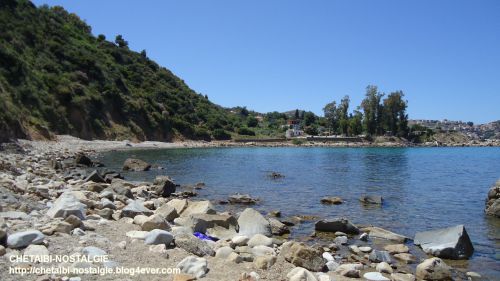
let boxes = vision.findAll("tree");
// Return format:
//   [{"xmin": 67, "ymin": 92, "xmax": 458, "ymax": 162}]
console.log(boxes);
[
  {"xmin": 247, "ymin": 116, "xmax": 258, "ymax": 127},
  {"xmin": 115, "ymin": 34, "xmax": 128, "ymax": 48},
  {"xmin": 348, "ymin": 109, "xmax": 363, "ymax": 136},
  {"xmin": 361, "ymin": 86, "xmax": 384, "ymax": 135},
  {"xmin": 382, "ymin": 91, "xmax": 408, "ymax": 136},
  {"xmin": 337, "ymin": 95, "xmax": 350, "ymax": 135},
  {"xmin": 323, "ymin": 101, "xmax": 338, "ymax": 134},
  {"xmin": 140, "ymin": 49, "xmax": 147, "ymax": 58},
  {"xmin": 303, "ymin": 111, "xmax": 316, "ymax": 126},
  {"xmin": 97, "ymin": 34, "xmax": 106, "ymax": 42},
  {"xmin": 294, "ymin": 109, "xmax": 300, "ymax": 119}
]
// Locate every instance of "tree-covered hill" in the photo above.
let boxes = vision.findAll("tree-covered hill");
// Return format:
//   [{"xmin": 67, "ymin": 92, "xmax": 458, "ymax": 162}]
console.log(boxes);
[{"xmin": 0, "ymin": 0, "xmax": 244, "ymax": 142}]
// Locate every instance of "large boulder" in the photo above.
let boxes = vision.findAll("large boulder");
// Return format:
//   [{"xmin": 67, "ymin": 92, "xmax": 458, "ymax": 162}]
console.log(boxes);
[
  {"xmin": 485, "ymin": 180, "xmax": 500, "ymax": 217},
  {"xmin": 141, "ymin": 214, "xmax": 170, "ymax": 231},
  {"xmin": 176, "ymin": 213, "xmax": 237, "ymax": 233},
  {"xmin": 269, "ymin": 218, "xmax": 290, "ymax": 235},
  {"xmin": 174, "ymin": 234, "xmax": 215, "ymax": 257},
  {"xmin": 152, "ymin": 176, "xmax": 176, "ymax": 197},
  {"xmin": 46, "ymin": 192, "xmax": 86, "ymax": 220},
  {"xmin": 237, "ymin": 208, "xmax": 272, "ymax": 237},
  {"xmin": 362, "ymin": 226, "xmax": 408, "ymax": 242},
  {"xmin": 416, "ymin": 257, "xmax": 452, "ymax": 280},
  {"xmin": 7, "ymin": 230, "xmax": 45, "ymax": 248},
  {"xmin": 84, "ymin": 170, "xmax": 106, "ymax": 183},
  {"xmin": 122, "ymin": 158, "xmax": 151, "ymax": 171},
  {"xmin": 121, "ymin": 200, "xmax": 153, "ymax": 218},
  {"xmin": 166, "ymin": 199, "xmax": 188, "ymax": 215},
  {"xmin": 177, "ymin": 256, "xmax": 208, "ymax": 279},
  {"xmin": 414, "ymin": 225, "xmax": 474, "ymax": 259},
  {"xmin": 281, "ymin": 241, "xmax": 324, "ymax": 272},
  {"xmin": 155, "ymin": 204, "xmax": 179, "ymax": 221},
  {"xmin": 180, "ymin": 201, "xmax": 216, "ymax": 217},
  {"xmin": 75, "ymin": 153, "xmax": 93, "ymax": 167},
  {"xmin": 314, "ymin": 218, "xmax": 359, "ymax": 234}
]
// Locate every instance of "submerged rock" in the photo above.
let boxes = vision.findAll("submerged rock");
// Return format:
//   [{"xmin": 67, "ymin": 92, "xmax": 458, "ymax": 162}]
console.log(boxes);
[
  {"xmin": 414, "ymin": 224, "xmax": 474, "ymax": 259},
  {"xmin": 485, "ymin": 180, "xmax": 500, "ymax": 217},
  {"xmin": 122, "ymin": 158, "xmax": 151, "ymax": 171},
  {"xmin": 359, "ymin": 195, "xmax": 383, "ymax": 204},
  {"xmin": 314, "ymin": 218, "xmax": 359, "ymax": 234},
  {"xmin": 362, "ymin": 226, "xmax": 408, "ymax": 242},
  {"xmin": 320, "ymin": 197, "xmax": 343, "ymax": 205}
]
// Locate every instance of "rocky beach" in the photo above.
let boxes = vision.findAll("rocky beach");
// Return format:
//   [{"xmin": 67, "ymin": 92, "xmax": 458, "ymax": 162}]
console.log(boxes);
[{"xmin": 0, "ymin": 136, "xmax": 496, "ymax": 281}]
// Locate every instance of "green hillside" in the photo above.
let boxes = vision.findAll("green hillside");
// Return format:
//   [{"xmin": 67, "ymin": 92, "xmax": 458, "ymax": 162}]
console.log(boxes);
[{"xmin": 0, "ymin": 0, "xmax": 244, "ymax": 142}]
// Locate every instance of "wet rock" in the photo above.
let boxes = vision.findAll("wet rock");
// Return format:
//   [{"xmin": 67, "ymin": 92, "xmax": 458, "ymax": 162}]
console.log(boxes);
[
  {"xmin": 416, "ymin": 257, "xmax": 452, "ymax": 280},
  {"xmin": 141, "ymin": 214, "xmax": 170, "ymax": 231},
  {"xmin": 287, "ymin": 267, "xmax": 317, "ymax": 281},
  {"xmin": 360, "ymin": 195, "xmax": 383, "ymax": 204},
  {"xmin": 320, "ymin": 197, "xmax": 343, "ymax": 205},
  {"xmin": 75, "ymin": 153, "xmax": 93, "ymax": 167},
  {"xmin": 369, "ymin": 250, "xmax": 392, "ymax": 264},
  {"xmin": 84, "ymin": 170, "xmax": 105, "ymax": 183},
  {"xmin": 414, "ymin": 225, "xmax": 474, "ymax": 259},
  {"xmin": 334, "ymin": 236, "xmax": 348, "ymax": 245},
  {"xmin": 229, "ymin": 194, "xmax": 259, "ymax": 205},
  {"xmin": 281, "ymin": 241, "xmax": 324, "ymax": 272},
  {"xmin": 269, "ymin": 210, "xmax": 281, "ymax": 217},
  {"xmin": 152, "ymin": 176, "xmax": 176, "ymax": 197},
  {"xmin": 174, "ymin": 234, "xmax": 215, "ymax": 257},
  {"xmin": 269, "ymin": 218, "xmax": 290, "ymax": 236},
  {"xmin": 364, "ymin": 272, "xmax": 390, "ymax": 281},
  {"xmin": 247, "ymin": 234, "xmax": 273, "ymax": 247},
  {"xmin": 144, "ymin": 229, "xmax": 174, "ymax": 245},
  {"xmin": 362, "ymin": 226, "xmax": 408, "ymax": 242},
  {"xmin": 314, "ymin": 218, "xmax": 360, "ymax": 234},
  {"xmin": 7, "ymin": 230, "xmax": 45, "ymax": 248},
  {"xmin": 46, "ymin": 191, "xmax": 86, "ymax": 220},
  {"xmin": 237, "ymin": 208, "xmax": 272, "ymax": 237},
  {"xmin": 122, "ymin": 158, "xmax": 151, "ymax": 171},
  {"xmin": 359, "ymin": 232, "xmax": 369, "ymax": 241},
  {"xmin": 121, "ymin": 200, "xmax": 153, "ymax": 218},
  {"xmin": 485, "ymin": 180, "xmax": 500, "ymax": 217},
  {"xmin": 384, "ymin": 244, "xmax": 409, "ymax": 254},
  {"xmin": 177, "ymin": 256, "xmax": 208, "ymax": 279},
  {"xmin": 268, "ymin": 172, "xmax": 284, "ymax": 179}
]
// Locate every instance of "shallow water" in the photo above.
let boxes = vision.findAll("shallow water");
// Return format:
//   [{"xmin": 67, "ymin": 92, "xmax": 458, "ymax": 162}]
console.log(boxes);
[{"xmin": 99, "ymin": 147, "xmax": 500, "ymax": 279}]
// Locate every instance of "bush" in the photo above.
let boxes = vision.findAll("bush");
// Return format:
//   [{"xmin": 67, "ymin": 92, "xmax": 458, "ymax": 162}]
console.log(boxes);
[
  {"xmin": 193, "ymin": 127, "xmax": 211, "ymax": 141},
  {"xmin": 237, "ymin": 127, "xmax": 255, "ymax": 136},
  {"xmin": 246, "ymin": 116, "xmax": 258, "ymax": 127},
  {"xmin": 212, "ymin": 129, "xmax": 231, "ymax": 140}
]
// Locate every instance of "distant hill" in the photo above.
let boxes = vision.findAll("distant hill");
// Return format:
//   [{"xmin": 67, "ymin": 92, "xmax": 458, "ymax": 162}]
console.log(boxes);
[
  {"xmin": 409, "ymin": 119, "xmax": 500, "ymax": 140},
  {"xmin": 0, "ymin": 0, "xmax": 242, "ymax": 142}
]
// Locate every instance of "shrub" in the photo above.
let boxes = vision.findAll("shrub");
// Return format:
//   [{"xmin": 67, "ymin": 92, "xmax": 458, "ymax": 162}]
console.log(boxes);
[
  {"xmin": 212, "ymin": 129, "xmax": 231, "ymax": 140},
  {"xmin": 237, "ymin": 127, "xmax": 255, "ymax": 136}
]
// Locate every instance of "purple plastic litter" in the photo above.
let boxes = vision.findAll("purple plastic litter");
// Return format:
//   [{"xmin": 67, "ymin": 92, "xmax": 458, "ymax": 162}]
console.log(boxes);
[{"xmin": 193, "ymin": 232, "xmax": 217, "ymax": 241}]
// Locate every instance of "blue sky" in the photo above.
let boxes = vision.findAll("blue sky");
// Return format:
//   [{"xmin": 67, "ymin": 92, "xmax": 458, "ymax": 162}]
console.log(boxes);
[{"xmin": 32, "ymin": 0, "xmax": 500, "ymax": 123}]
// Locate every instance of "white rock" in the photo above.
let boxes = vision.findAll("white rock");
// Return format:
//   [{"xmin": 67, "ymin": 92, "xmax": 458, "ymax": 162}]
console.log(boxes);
[
  {"xmin": 24, "ymin": 244, "xmax": 49, "ymax": 258},
  {"xmin": 231, "ymin": 235, "xmax": 249, "ymax": 246},
  {"xmin": 322, "ymin": 251, "xmax": 334, "ymax": 261},
  {"xmin": 376, "ymin": 262, "xmax": 393, "ymax": 274},
  {"xmin": 247, "ymin": 234, "xmax": 273, "ymax": 247},
  {"xmin": 237, "ymin": 208, "xmax": 271, "ymax": 237},
  {"xmin": 46, "ymin": 192, "xmax": 86, "ymax": 220},
  {"xmin": 364, "ymin": 272, "xmax": 390, "ymax": 281},
  {"xmin": 287, "ymin": 267, "xmax": 318, "ymax": 281},
  {"xmin": 177, "ymin": 256, "xmax": 208, "ymax": 279},
  {"xmin": 144, "ymin": 229, "xmax": 173, "ymax": 245}
]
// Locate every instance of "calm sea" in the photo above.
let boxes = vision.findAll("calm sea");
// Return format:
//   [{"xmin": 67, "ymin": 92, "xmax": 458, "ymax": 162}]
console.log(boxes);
[{"xmin": 99, "ymin": 147, "xmax": 500, "ymax": 279}]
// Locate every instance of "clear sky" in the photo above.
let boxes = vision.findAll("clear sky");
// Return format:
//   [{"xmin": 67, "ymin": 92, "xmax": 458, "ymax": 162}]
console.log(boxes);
[{"xmin": 32, "ymin": 0, "xmax": 500, "ymax": 123}]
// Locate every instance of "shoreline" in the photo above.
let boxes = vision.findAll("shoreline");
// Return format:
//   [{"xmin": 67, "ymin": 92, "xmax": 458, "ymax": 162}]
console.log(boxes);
[
  {"xmin": 12, "ymin": 135, "xmax": 500, "ymax": 155},
  {"xmin": 0, "ymin": 137, "xmax": 496, "ymax": 281}
]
